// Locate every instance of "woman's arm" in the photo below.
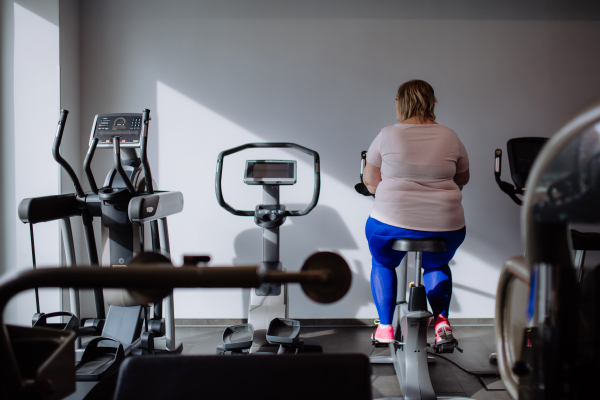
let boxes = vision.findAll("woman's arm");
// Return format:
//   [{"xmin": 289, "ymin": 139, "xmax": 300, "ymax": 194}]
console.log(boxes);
[
  {"xmin": 454, "ymin": 169, "xmax": 470, "ymax": 189},
  {"xmin": 363, "ymin": 162, "xmax": 382, "ymax": 194}
]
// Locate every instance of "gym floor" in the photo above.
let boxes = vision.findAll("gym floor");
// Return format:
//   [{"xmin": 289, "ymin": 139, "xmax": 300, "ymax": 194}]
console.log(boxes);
[{"xmin": 176, "ymin": 325, "xmax": 510, "ymax": 399}]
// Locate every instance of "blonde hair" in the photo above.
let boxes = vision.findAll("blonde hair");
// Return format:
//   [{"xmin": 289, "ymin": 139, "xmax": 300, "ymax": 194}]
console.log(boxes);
[{"xmin": 397, "ymin": 80, "xmax": 437, "ymax": 122}]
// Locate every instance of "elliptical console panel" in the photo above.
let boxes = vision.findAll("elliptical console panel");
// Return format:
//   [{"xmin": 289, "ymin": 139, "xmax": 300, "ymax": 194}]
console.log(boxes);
[
  {"xmin": 244, "ymin": 160, "xmax": 296, "ymax": 185},
  {"xmin": 91, "ymin": 113, "xmax": 143, "ymax": 148}
]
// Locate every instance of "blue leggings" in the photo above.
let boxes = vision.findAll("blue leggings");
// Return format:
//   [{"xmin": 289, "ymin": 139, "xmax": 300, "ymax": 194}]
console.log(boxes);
[{"xmin": 366, "ymin": 217, "xmax": 466, "ymax": 325}]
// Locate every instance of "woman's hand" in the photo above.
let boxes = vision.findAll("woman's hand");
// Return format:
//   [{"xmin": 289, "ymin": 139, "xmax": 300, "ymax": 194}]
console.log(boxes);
[
  {"xmin": 454, "ymin": 169, "xmax": 470, "ymax": 190},
  {"xmin": 363, "ymin": 163, "xmax": 382, "ymax": 194}
]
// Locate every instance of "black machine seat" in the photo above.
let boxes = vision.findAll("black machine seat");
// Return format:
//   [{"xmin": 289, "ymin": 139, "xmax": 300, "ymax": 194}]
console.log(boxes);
[
  {"xmin": 113, "ymin": 354, "xmax": 371, "ymax": 400},
  {"xmin": 506, "ymin": 137, "xmax": 548, "ymax": 190},
  {"xmin": 571, "ymin": 230, "xmax": 600, "ymax": 251},
  {"xmin": 391, "ymin": 237, "xmax": 447, "ymax": 253}
]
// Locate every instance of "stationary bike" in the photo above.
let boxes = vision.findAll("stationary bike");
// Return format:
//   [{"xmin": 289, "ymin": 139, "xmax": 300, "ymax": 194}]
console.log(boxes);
[
  {"xmin": 495, "ymin": 101, "xmax": 600, "ymax": 399},
  {"xmin": 215, "ymin": 142, "xmax": 346, "ymax": 354},
  {"xmin": 494, "ymin": 137, "xmax": 600, "ymax": 279},
  {"xmin": 356, "ymin": 152, "xmax": 466, "ymax": 400}
]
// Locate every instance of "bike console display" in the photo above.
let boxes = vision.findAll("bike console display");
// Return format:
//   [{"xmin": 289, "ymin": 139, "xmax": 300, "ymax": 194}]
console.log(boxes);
[
  {"xmin": 91, "ymin": 113, "xmax": 143, "ymax": 148},
  {"xmin": 244, "ymin": 160, "xmax": 297, "ymax": 185}
]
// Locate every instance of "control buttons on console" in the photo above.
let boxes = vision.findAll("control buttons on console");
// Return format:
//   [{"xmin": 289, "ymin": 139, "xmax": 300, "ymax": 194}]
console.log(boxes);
[{"xmin": 130, "ymin": 118, "xmax": 141, "ymax": 130}]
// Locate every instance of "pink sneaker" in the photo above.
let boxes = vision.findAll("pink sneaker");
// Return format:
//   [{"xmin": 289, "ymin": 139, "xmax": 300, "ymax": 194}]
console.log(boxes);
[
  {"xmin": 371, "ymin": 324, "xmax": 394, "ymax": 343},
  {"xmin": 434, "ymin": 315, "xmax": 454, "ymax": 344}
]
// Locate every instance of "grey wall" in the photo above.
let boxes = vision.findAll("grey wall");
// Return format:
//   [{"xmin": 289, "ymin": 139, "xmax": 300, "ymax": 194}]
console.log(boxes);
[
  {"xmin": 58, "ymin": 0, "xmax": 96, "ymax": 317},
  {"xmin": 2, "ymin": 1, "xmax": 599, "ymax": 320},
  {"xmin": 1, "ymin": 0, "xmax": 62, "ymax": 325},
  {"xmin": 75, "ymin": 0, "xmax": 600, "ymax": 319},
  {"xmin": 0, "ymin": 1, "xmax": 16, "ymax": 282}
]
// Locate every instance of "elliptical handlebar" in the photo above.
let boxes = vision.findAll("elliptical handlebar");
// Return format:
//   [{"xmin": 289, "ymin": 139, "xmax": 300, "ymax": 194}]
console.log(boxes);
[
  {"xmin": 112, "ymin": 137, "xmax": 136, "ymax": 194},
  {"xmin": 139, "ymin": 109, "xmax": 154, "ymax": 195},
  {"xmin": 53, "ymin": 110, "xmax": 85, "ymax": 197},
  {"xmin": 84, "ymin": 138, "xmax": 99, "ymax": 195},
  {"xmin": 494, "ymin": 148, "xmax": 523, "ymax": 206},
  {"xmin": 215, "ymin": 142, "xmax": 321, "ymax": 217}
]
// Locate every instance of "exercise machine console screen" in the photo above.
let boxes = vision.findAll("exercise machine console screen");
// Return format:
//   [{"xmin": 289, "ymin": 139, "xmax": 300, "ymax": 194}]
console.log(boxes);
[
  {"xmin": 244, "ymin": 160, "xmax": 296, "ymax": 185},
  {"xmin": 92, "ymin": 113, "xmax": 143, "ymax": 148}
]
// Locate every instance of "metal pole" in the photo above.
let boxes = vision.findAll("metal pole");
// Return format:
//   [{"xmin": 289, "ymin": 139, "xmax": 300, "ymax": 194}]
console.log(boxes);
[
  {"xmin": 397, "ymin": 256, "xmax": 408, "ymax": 302},
  {"xmin": 414, "ymin": 251, "xmax": 422, "ymax": 287},
  {"xmin": 262, "ymin": 185, "xmax": 279, "ymax": 264},
  {"xmin": 158, "ymin": 217, "xmax": 175, "ymax": 351},
  {"xmin": 59, "ymin": 218, "xmax": 81, "ymax": 348},
  {"xmin": 574, "ymin": 250, "xmax": 586, "ymax": 283},
  {"xmin": 29, "ymin": 224, "xmax": 40, "ymax": 314}
]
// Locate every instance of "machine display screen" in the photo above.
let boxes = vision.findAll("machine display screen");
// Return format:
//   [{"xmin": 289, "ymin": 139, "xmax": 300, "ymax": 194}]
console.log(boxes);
[
  {"xmin": 249, "ymin": 162, "xmax": 294, "ymax": 179},
  {"xmin": 93, "ymin": 114, "xmax": 142, "ymax": 146},
  {"xmin": 244, "ymin": 160, "xmax": 296, "ymax": 184}
]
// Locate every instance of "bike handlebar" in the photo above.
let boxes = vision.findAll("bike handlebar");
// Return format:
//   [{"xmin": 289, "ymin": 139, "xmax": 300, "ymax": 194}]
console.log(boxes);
[
  {"xmin": 215, "ymin": 142, "xmax": 320, "ymax": 217},
  {"xmin": 494, "ymin": 148, "xmax": 523, "ymax": 206}
]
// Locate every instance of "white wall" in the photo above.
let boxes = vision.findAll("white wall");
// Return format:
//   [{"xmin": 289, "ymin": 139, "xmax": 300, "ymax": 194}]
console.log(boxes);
[
  {"xmin": 1, "ymin": 0, "xmax": 62, "ymax": 325},
  {"xmin": 77, "ymin": 1, "xmax": 600, "ymax": 319}
]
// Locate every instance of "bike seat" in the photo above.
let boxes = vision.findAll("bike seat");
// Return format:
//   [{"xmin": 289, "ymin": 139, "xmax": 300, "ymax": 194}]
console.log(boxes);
[
  {"xmin": 571, "ymin": 229, "xmax": 600, "ymax": 251},
  {"xmin": 391, "ymin": 238, "xmax": 447, "ymax": 253}
]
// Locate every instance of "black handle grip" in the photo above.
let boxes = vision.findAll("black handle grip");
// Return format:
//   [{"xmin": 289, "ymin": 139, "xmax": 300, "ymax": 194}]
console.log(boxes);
[
  {"xmin": 84, "ymin": 138, "xmax": 99, "ymax": 194},
  {"xmin": 360, "ymin": 150, "xmax": 367, "ymax": 180},
  {"xmin": 215, "ymin": 142, "xmax": 320, "ymax": 217},
  {"xmin": 139, "ymin": 109, "xmax": 154, "ymax": 194},
  {"xmin": 355, "ymin": 151, "xmax": 374, "ymax": 197},
  {"xmin": 494, "ymin": 148, "xmax": 522, "ymax": 205},
  {"xmin": 494, "ymin": 149, "xmax": 502, "ymax": 177},
  {"xmin": 53, "ymin": 110, "xmax": 84, "ymax": 197},
  {"xmin": 18, "ymin": 194, "xmax": 79, "ymax": 224}
]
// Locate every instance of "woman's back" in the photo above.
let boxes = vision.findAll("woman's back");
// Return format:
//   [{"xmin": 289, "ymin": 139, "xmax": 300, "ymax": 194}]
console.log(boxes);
[{"xmin": 367, "ymin": 123, "xmax": 468, "ymax": 231}]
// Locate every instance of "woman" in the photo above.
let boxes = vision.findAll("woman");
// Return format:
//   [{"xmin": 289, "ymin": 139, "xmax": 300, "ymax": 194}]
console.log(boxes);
[{"xmin": 363, "ymin": 79, "xmax": 469, "ymax": 345}]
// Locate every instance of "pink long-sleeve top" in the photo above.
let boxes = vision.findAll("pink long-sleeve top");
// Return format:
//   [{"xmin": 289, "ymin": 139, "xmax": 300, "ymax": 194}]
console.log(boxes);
[{"xmin": 366, "ymin": 123, "xmax": 469, "ymax": 232}]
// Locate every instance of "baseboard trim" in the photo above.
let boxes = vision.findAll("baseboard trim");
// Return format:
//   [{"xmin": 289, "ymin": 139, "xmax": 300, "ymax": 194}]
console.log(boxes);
[{"xmin": 175, "ymin": 318, "xmax": 495, "ymax": 328}]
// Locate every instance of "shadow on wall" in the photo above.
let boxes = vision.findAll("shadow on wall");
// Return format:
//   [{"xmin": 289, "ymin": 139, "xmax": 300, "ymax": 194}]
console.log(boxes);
[
  {"xmin": 232, "ymin": 204, "xmax": 373, "ymax": 314},
  {"xmin": 80, "ymin": 2, "xmax": 600, "ymax": 264},
  {"xmin": 78, "ymin": 1, "xmax": 600, "ymax": 318},
  {"xmin": 232, "ymin": 204, "xmax": 359, "ymax": 264}
]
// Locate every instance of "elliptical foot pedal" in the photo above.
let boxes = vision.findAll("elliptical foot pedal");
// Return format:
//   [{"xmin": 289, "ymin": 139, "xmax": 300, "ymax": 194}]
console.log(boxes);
[
  {"xmin": 76, "ymin": 337, "xmax": 124, "ymax": 381},
  {"xmin": 217, "ymin": 324, "xmax": 254, "ymax": 355},
  {"xmin": 266, "ymin": 318, "xmax": 300, "ymax": 346},
  {"xmin": 32, "ymin": 311, "xmax": 79, "ymax": 332}
]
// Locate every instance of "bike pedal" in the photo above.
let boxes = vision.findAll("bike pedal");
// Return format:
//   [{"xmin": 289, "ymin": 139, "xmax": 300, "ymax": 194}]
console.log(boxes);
[
  {"xmin": 433, "ymin": 339, "xmax": 458, "ymax": 354},
  {"xmin": 372, "ymin": 339, "xmax": 390, "ymax": 348}
]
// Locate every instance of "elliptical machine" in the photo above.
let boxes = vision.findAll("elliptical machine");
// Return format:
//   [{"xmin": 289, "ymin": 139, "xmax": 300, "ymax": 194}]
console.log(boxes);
[
  {"xmin": 214, "ymin": 142, "xmax": 344, "ymax": 354},
  {"xmin": 18, "ymin": 109, "xmax": 184, "ymax": 391}
]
